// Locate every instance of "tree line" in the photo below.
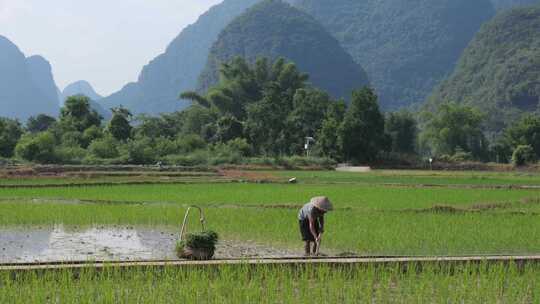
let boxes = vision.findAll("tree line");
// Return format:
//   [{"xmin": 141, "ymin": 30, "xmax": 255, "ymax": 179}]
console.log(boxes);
[{"xmin": 0, "ymin": 57, "xmax": 538, "ymax": 167}]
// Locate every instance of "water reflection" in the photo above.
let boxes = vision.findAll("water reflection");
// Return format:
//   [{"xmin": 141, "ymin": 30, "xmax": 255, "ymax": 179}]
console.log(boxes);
[{"xmin": 0, "ymin": 225, "xmax": 177, "ymax": 263}]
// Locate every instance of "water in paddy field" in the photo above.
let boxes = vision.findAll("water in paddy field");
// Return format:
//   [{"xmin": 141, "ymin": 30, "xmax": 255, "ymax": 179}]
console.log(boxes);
[
  {"xmin": 0, "ymin": 225, "xmax": 300, "ymax": 263},
  {"xmin": 0, "ymin": 225, "xmax": 177, "ymax": 263}
]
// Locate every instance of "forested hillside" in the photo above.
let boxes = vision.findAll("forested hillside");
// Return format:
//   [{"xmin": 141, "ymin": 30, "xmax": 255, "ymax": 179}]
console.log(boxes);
[
  {"xmin": 427, "ymin": 5, "xmax": 540, "ymax": 133},
  {"xmin": 0, "ymin": 36, "xmax": 58, "ymax": 120},
  {"xmin": 491, "ymin": 0, "xmax": 539, "ymax": 10},
  {"xmin": 291, "ymin": 0, "xmax": 495, "ymax": 109},
  {"xmin": 198, "ymin": 0, "xmax": 369, "ymax": 100},
  {"xmin": 101, "ymin": 0, "xmax": 261, "ymax": 115}
]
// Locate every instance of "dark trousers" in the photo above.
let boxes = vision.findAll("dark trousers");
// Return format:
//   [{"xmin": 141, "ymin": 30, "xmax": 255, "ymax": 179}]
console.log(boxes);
[{"xmin": 299, "ymin": 219, "xmax": 320, "ymax": 242}]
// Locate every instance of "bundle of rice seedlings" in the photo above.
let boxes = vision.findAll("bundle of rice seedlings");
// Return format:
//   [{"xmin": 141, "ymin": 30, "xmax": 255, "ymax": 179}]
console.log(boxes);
[{"xmin": 176, "ymin": 230, "xmax": 219, "ymax": 260}]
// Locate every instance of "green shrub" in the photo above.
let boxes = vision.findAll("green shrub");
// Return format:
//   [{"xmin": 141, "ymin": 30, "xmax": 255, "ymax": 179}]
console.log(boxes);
[
  {"xmin": 61, "ymin": 131, "xmax": 84, "ymax": 147},
  {"xmin": 209, "ymin": 153, "xmax": 243, "ymax": 166},
  {"xmin": 437, "ymin": 154, "xmax": 453, "ymax": 163},
  {"xmin": 246, "ymin": 157, "xmax": 275, "ymax": 166},
  {"xmin": 176, "ymin": 134, "xmax": 207, "ymax": 153},
  {"xmin": 88, "ymin": 136, "xmax": 120, "ymax": 159},
  {"xmin": 154, "ymin": 137, "xmax": 179, "ymax": 157},
  {"xmin": 450, "ymin": 150, "xmax": 474, "ymax": 162},
  {"xmin": 0, "ymin": 118, "xmax": 23, "ymax": 158},
  {"xmin": 209, "ymin": 140, "xmax": 248, "ymax": 165},
  {"xmin": 126, "ymin": 138, "xmax": 156, "ymax": 164},
  {"xmin": 15, "ymin": 132, "xmax": 57, "ymax": 163},
  {"xmin": 512, "ymin": 145, "xmax": 536, "ymax": 166},
  {"xmin": 223, "ymin": 138, "xmax": 251, "ymax": 157},
  {"xmin": 243, "ymin": 156, "xmax": 336, "ymax": 167},
  {"xmin": 55, "ymin": 146, "xmax": 87, "ymax": 164},
  {"xmin": 82, "ymin": 125, "xmax": 104, "ymax": 148},
  {"xmin": 273, "ymin": 156, "xmax": 336, "ymax": 168},
  {"xmin": 376, "ymin": 152, "xmax": 422, "ymax": 167},
  {"xmin": 162, "ymin": 150, "xmax": 209, "ymax": 166}
]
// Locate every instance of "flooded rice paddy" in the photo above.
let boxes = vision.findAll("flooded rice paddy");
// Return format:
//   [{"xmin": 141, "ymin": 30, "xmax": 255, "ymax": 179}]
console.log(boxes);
[{"xmin": 0, "ymin": 225, "xmax": 299, "ymax": 263}]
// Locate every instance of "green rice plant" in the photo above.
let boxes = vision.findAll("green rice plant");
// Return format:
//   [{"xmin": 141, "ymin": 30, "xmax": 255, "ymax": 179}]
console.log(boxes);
[
  {"xmin": 0, "ymin": 182, "xmax": 538, "ymax": 210},
  {"xmin": 2, "ymin": 201, "xmax": 540, "ymax": 256},
  {"xmin": 3, "ymin": 169, "xmax": 540, "ymax": 188},
  {"xmin": 269, "ymin": 169, "xmax": 540, "ymax": 186},
  {"xmin": 1, "ymin": 262, "xmax": 540, "ymax": 303},
  {"xmin": 1, "ymin": 169, "xmax": 540, "ymax": 259}
]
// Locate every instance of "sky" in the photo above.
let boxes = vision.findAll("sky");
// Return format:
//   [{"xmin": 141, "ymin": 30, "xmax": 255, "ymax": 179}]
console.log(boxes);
[{"xmin": 0, "ymin": 0, "xmax": 222, "ymax": 96}]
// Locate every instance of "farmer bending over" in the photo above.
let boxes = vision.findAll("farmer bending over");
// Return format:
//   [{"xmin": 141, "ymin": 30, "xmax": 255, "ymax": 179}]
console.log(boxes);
[{"xmin": 298, "ymin": 196, "xmax": 333, "ymax": 256}]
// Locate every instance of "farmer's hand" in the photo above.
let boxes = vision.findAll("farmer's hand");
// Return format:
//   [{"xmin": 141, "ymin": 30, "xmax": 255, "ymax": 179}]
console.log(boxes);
[{"xmin": 316, "ymin": 234, "xmax": 322, "ymax": 243}]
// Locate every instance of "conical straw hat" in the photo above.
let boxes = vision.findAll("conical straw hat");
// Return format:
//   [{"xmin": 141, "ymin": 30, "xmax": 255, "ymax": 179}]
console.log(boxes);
[{"xmin": 311, "ymin": 196, "xmax": 333, "ymax": 211}]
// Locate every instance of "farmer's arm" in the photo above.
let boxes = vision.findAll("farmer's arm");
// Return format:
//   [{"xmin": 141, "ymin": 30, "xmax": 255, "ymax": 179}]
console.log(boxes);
[
  {"xmin": 319, "ymin": 216, "xmax": 324, "ymax": 235},
  {"xmin": 308, "ymin": 215, "xmax": 318, "ymax": 240}
]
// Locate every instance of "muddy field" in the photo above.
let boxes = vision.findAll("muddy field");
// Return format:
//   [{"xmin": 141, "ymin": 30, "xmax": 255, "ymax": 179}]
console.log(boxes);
[{"xmin": 0, "ymin": 225, "xmax": 300, "ymax": 264}]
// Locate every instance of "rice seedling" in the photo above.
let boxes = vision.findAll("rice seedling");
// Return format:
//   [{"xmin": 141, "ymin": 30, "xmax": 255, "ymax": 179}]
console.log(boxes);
[
  {"xmin": 2, "ymin": 169, "xmax": 540, "ymax": 300},
  {"xmin": 1, "ymin": 262, "xmax": 539, "ymax": 303},
  {"xmin": 4, "ymin": 169, "xmax": 540, "ymax": 187},
  {"xmin": 268, "ymin": 169, "xmax": 540, "ymax": 186},
  {"xmin": 2, "ymin": 201, "xmax": 540, "ymax": 255},
  {"xmin": 0, "ymin": 182, "xmax": 538, "ymax": 210}
]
